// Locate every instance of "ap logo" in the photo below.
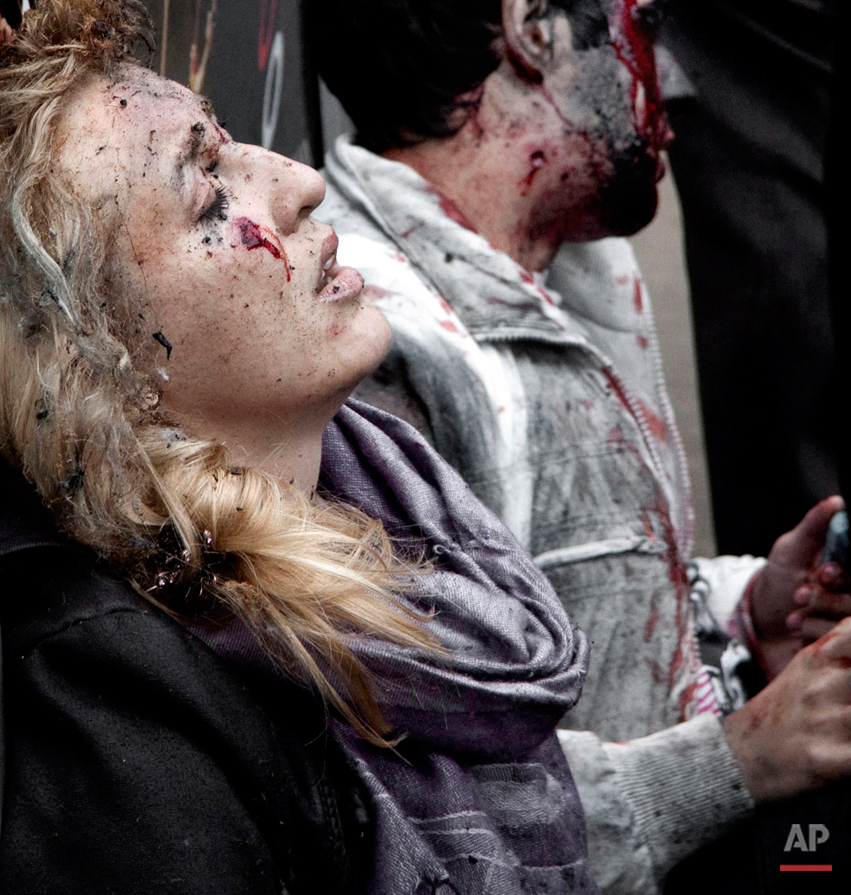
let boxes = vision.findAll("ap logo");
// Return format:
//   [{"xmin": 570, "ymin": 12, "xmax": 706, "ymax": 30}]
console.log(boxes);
[{"xmin": 784, "ymin": 824, "xmax": 830, "ymax": 853}]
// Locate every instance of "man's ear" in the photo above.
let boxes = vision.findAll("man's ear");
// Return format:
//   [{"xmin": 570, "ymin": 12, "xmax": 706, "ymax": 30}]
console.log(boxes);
[{"xmin": 501, "ymin": 0, "xmax": 556, "ymax": 78}]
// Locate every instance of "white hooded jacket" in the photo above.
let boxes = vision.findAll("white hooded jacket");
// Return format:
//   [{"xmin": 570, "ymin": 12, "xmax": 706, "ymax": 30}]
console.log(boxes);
[{"xmin": 320, "ymin": 135, "xmax": 760, "ymax": 893}]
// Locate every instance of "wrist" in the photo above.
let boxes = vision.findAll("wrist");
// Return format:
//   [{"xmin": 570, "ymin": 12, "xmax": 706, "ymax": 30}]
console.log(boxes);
[{"xmin": 723, "ymin": 698, "xmax": 805, "ymax": 804}]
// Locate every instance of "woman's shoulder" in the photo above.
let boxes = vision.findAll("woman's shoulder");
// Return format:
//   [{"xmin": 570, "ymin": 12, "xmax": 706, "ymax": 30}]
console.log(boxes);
[
  {"xmin": 0, "ymin": 478, "xmax": 368, "ymax": 895},
  {"xmin": 1, "ymin": 543, "xmax": 167, "ymax": 662}
]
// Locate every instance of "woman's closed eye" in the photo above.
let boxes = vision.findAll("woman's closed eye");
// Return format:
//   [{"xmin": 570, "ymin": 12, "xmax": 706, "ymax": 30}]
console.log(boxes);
[{"xmin": 200, "ymin": 184, "xmax": 230, "ymax": 223}]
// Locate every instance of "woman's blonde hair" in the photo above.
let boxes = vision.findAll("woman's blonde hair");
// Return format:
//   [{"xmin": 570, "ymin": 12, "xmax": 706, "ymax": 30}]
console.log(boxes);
[{"xmin": 0, "ymin": 0, "xmax": 433, "ymax": 744}]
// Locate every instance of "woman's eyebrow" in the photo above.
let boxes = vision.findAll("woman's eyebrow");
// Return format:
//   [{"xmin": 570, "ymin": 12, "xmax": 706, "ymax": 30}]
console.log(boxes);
[
  {"xmin": 172, "ymin": 97, "xmax": 222, "ymax": 190},
  {"xmin": 172, "ymin": 120, "xmax": 212, "ymax": 189}
]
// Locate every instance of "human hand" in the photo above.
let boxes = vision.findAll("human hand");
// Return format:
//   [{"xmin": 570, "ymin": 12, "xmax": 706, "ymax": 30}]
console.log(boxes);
[
  {"xmin": 787, "ymin": 560, "xmax": 851, "ymax": 644},
  {"xmin": 724, "ymin": 616, "xmax": 851, "ymax": 803},
  {"xmin": 749, "ymin": 496, "xmax": 849, "ymax": 678}
]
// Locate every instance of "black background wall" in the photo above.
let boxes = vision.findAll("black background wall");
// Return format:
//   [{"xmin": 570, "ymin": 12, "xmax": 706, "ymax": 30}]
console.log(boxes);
[{"xmin": 1, "ymin": 0, "xmax": 325, "ymax": 166}]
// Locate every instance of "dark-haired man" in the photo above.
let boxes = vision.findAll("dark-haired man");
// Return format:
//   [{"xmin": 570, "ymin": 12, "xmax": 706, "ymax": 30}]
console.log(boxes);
[{"xmin": 308, "ymin": 1, "xmax": 851, "ymax": 891}]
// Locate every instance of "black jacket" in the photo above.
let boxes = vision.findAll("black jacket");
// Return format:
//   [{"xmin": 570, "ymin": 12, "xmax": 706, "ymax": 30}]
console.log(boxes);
[{"xmin": 0, "ymin": 463, "xmax": 368, "ymax": 894}]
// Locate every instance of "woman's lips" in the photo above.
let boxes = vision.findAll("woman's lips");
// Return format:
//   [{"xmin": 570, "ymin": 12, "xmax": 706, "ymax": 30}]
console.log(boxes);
[
  {"xmin": 315, "ymin": 228, "xmax": 364, "ymax": 300},
  {"xmin": 317, "ymin": 263, "xmax": 364, "ymax": 302}
]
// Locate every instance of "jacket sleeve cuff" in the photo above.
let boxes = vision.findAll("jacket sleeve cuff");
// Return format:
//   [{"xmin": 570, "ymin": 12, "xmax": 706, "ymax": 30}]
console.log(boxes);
[
  {"xmin": 558, "ymin": 714, "xmax": 754, "ymax": 892},
  {"xmin": 602, "ymin": 713, "xmax": 754, "ymax": 881},
  {"xmin": 691, "ymin": 554, "xmax": 766, "ymax": 633}
]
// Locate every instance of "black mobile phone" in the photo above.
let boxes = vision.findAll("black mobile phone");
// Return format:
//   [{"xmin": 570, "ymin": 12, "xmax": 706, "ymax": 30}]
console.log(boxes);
[{"xmin": 821, "ymin": 509, "xmax": 849, "ymax": 568}]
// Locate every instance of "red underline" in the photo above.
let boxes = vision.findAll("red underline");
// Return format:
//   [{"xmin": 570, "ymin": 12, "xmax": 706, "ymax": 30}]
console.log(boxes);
[{"xmin": 779, "ymin": 865, "xmax": 832, "ymax": 871}]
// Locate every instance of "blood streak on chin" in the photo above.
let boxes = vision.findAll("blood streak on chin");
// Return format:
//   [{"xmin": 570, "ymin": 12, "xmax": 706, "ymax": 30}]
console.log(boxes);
[
  {"xmin": 235, "ymin": 216, "xmax": 290, "ymax": 280},
  {"xmin": 610, "ymin": 0, "xmax": 667, "ymax": 145}
]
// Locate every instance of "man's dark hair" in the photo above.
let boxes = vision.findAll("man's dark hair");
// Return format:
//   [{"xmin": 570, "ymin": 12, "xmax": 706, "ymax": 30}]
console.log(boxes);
[
  {"xmin": 306, "ymin": 0, "xmax": 503, "ymax": 153},
  {"xmin": 306, "ymin": 0, "xmax": 609, "ymax": 153}
]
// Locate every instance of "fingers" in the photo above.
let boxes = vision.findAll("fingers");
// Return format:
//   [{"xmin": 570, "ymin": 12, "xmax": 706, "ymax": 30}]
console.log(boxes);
[
  {"xmin": 786, "ymin": 581, "xmax": 851, "ymax": 634},
  {"xmin": 725, "ymin": 618, "xmax": 851, "ymax": 802},
  {"xmin": 778, "ymin": 496, "xmax": 846, "ymax": 566},
  {"xmin": 818, "ymin": 562, "xmax": 848, "ymax": 588},
  {"xmin": 799, "ymin": 616, "xmax": 838, "ymax": 642},
  {"xmin": 798, "ymin": 588, "xmax": 851, "ymax": 618},
  {"xmin": 807, "ymin": 616, "xmax": 851, "ymax": 661}
]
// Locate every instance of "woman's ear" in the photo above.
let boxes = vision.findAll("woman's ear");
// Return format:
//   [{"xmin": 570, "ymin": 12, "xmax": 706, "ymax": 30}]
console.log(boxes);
[{"xmin": 501, "ymin": 0, "xmax": 556, "ymax": 78}]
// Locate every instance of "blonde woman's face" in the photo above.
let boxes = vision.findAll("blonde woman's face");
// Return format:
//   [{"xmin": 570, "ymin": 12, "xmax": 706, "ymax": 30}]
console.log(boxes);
[{"xmin": 57, "ymin": 67, "xmax": 390, "ymax": 449}]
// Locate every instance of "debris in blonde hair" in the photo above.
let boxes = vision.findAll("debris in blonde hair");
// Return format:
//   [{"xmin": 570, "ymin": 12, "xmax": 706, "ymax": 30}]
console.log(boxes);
[
  {"xmin": 58, "ymin": 466, "xmax": 86, "ymax": 494},
  {"xmin": 152, "ymin": 329, "xmax": 172, "ymax": 358},
  {"xmin": 1, "ymin": 0, "xmax": 434, "ymax": 747}
]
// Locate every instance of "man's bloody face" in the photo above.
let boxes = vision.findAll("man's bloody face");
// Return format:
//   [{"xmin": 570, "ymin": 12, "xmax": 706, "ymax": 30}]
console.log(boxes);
[
  {"xmin": 527, "ymin": 0, "xmax": 672, "ymax": 240},
  {"xmin": 597, "ymin": 0, "xmax": 671, "ymax": 233}
]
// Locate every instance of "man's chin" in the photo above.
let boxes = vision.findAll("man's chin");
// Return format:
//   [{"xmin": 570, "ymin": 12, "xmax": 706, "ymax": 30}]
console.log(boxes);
[{"xmin": 597, "ymin": 170, "xmax": 660, "ymax": 237}]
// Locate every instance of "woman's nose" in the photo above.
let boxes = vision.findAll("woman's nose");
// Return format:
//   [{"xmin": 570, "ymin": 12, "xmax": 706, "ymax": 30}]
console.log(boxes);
[{"xmin": 251, "ymin": 147, "xmax": 326, "ymax": 232}]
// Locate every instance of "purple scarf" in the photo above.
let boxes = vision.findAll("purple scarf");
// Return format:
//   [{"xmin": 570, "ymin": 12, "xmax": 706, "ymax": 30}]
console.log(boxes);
[
  {"xmin": 196, "ymin": 402, "xmax": 595, "ymax": 894},
  {"xmin": 319, "ymin": 403, "xmax": 594, "ymax": 894}
]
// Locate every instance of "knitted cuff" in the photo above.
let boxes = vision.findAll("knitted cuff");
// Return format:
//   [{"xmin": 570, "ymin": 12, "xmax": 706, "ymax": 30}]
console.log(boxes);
[{"xmin": 602, "ymin": 714, "xmax": 754, "ymax": 883}]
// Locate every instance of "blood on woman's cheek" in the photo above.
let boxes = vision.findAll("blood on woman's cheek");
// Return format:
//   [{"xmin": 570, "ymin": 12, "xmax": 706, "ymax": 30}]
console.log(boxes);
[{"xmin": 234, "ymin": 216, "xmax": 291, "ymax": 281}]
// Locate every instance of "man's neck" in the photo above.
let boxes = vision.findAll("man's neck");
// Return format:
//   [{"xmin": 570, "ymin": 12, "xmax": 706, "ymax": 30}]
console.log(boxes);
[{"xmin": 381, "ymin": 66, "xmax": 589, "ymax": 273}]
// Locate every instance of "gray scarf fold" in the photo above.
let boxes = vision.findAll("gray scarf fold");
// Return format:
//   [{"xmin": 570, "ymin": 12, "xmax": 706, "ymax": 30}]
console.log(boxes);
[
  {"xmin": 319, "ymin": 403, "xmax": 595, "ymax": 894},
  {"xmin": 191, "ymin": 402, "xmax": 595, "ymax": 894}
]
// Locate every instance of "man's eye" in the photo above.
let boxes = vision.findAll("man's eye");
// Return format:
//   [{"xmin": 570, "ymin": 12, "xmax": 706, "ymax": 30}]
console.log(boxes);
[
  {"xmin": 632, "ymin": 0, "xmax": 668, "ymax": 37},
  {"xmin": 564, "ymin": 0, "xmax": 611, "ymax": 51},
  {"xmin": 200, "ymin": 186, "xmax": 230, "ymax": 223}
]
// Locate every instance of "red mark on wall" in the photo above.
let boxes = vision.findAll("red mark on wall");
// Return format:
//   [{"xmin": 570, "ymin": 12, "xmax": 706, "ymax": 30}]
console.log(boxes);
[
  {"xmin": 258, "ymin": 0, "xmax": 278, "ymax": 69},
  {"xmin": 519, "ymin": 150, "xmax": 547, "ymax": 196},
  {"xmin": 235, "ymin": 217, "xmax": 289, "ymax": 279}
]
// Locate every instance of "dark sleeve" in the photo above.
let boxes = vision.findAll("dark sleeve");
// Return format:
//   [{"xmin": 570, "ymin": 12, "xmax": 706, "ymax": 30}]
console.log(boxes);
[
  {"xmin": 0, "ymin": 606, "xmax": 286, "ymax": 894},
  {"xmin": 0, "ymin": 588, "xmax": 357, "ymax": 895}
]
